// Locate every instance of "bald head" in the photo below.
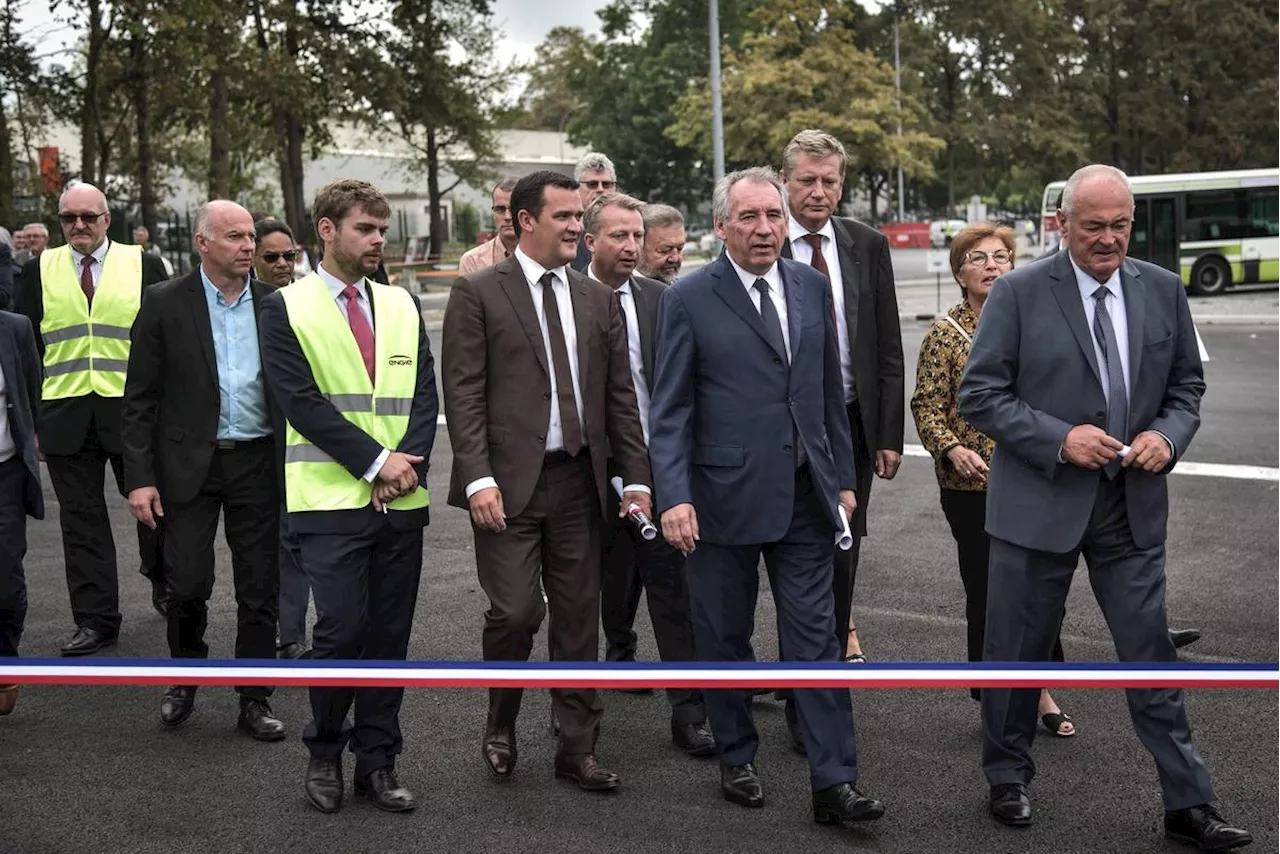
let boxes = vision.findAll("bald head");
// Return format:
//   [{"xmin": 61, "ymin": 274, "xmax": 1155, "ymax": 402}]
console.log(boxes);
[
  {"xmin": 194, "ymin": 200, "xmax": 257, "ymax": 285},
  {"xmin": 58, "ymin": 183, "xmax": 111, "ymax": 254},
  {"xmin": 1057, "ymin": 164, "xmax": 1135, "ymax": 283}
]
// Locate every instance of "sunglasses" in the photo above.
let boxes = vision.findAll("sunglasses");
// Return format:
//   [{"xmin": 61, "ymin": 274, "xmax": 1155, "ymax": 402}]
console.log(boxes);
[
  {"xmin": 59, "ymin": 212, "xmax": 107, "ymax": 225},
  {"xmin": 582, "ymin": 180, "xmax": 617, "ymax": 191},
  {"xmin": 261, "ymin": 250, "xmax": 299, "ymax": 263}
]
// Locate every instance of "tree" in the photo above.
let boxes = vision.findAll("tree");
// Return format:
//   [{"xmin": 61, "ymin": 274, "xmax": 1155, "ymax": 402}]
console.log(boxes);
[
  {"xmin": 510, "ymin": 26, "xmax": 593, "ymax": 132},
  {"xmin": 0, "ymin": 0, "xmax": 40, "ymax": 223},
  {"xmin": 363, "ymin": 0, "xmax": 508, "ymax": 258},
  {"xmin": 668, "ymin": 0, "xmax": 943, "ymax": 219}
]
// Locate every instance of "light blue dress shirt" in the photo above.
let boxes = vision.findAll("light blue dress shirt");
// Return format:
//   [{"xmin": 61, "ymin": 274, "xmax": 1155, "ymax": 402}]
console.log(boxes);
[{"xmin": 200, "ymin": 269, "xmax": 270, "ymax": 440}]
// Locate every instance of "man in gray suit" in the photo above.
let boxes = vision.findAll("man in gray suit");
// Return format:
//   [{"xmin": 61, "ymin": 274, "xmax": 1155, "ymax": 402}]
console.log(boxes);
[{"xmin": 959, "ymin": 164, "xmax": 1249, "ymax": 850}]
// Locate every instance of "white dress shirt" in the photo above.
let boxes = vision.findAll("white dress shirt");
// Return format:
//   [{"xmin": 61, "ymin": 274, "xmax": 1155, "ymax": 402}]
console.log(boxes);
[
  {"xmin": 316, "ymin": 262, "xmax": 387, "ymax": 482},
  {"xmin": 726, "ymin": 254, "xmax": 791, "ymax": 361},
  {"xmin": 788, "ymin": 217, "xmax": 855, "ymax": 401},
  {"xmin": 587, "ymin": 266, "xmax": 650, "ymax": 446},
  {"xmin": 70, "ymin": 239, "xmax": 112, "ymax": 291},
  {"xmin": 0, "ymin": 357, "xmax": 14, "ymax": 463}
]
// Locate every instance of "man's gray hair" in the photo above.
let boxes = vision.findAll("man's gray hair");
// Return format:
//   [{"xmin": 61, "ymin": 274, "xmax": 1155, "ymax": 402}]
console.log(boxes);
[
  {"xmin": 494, "ymin": 176, "xmax": 519, "ymax": 194},
  {"xmin": 193, "ymin": 199, "xmax": 249, "ymax": 242},
  {"xmin": 641, "ymin": 203, "xmax": 684, "ymax": 233},
  {"xmin": 583, "ymin": 192, "xmax": 646, "ymax": 237},
  {"xmin": 781, "ymin": 128, "xmax": 847, "ymax": 174},
  {"xmin": 1060, "ymin": 164, "xmax": 1133, "ymax": 218},
  {"xmin": 574, "ymin": 151, "xmax": 616, "ymax": 181},
  {"xmin": 712, "ymin": 166, "xmax": 787, "ymax": 225},
  {"xmin": 23, "ymin": 222, "xmax": 49, "ymax": 238},
  {"xmin": 0, "ymin": 226, "xmax": 11, "ymax": 249}
]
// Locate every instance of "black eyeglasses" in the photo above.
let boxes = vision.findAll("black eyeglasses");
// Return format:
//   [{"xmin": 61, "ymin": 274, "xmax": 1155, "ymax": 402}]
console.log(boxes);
[
  {"xmin": 491, "ymin": 205, "xmax": 509, "ymax": 215},
  {"xmin": 261, "ymin": 251, "xmax": 299, "ymax": 263},
  {"xmin": 59, "ymin": 212, "xmax": 107, "ymax": 225},
  {"xmin": 582, "ymin": 180, "xmax": 617, "ymax": 191}
]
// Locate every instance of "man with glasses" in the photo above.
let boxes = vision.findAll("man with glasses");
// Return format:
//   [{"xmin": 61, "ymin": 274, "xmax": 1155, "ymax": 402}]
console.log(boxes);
[
  {"xmin": 459, "ymin": 177, "xmax": 519, "ymax": 275},
  {"xmin": 254, "ymin": 218, "xmax": 300, "ymax": 288},
  {"xmin": 571, "ymin": 152, "xmax": 618, "ymax": 272},
  {"xmin": 16, "ymin": 183, "xmax": 169, "ymax": 655}
]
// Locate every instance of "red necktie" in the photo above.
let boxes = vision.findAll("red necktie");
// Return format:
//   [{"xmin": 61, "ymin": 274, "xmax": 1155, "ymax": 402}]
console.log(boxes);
[
  {"xmin": 80, "ymin": 254, "xmax": 95, "ymax": 305},
  {"xmin": 802, "ymin": 233, "xmax": 838, "ymax": 328},
  {"xmin": 342, "ymin": 285, "xmax": 376, "ymax": 382}
]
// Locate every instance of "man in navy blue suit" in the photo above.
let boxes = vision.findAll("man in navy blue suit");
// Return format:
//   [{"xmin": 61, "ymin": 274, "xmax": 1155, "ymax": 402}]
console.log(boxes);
[{"xmin": 648, "ymin": 167, "xmax": 884, "ymax": 827}]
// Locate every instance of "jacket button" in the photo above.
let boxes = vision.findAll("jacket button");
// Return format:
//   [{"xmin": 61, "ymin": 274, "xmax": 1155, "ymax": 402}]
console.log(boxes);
[
  {"xmin": 537, "ymin": 435, "xmax": 546, "ymax": 443},
  {"xmin": 543, "ymin": 392, "xmax": 551, "ymax": 400},
  {"xmin": 773, "ymin": 356, "xmax": 782, "ymax": 365},
  {"xmin": 1095, "ymin": 411, "xmax": 1105, "ymax": 419},
  {"xmin": 783, "ymin": 444, "xmax": 793, "ymax": 453}
]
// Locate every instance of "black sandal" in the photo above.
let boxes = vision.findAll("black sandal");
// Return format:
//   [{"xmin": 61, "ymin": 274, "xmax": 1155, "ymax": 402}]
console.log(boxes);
[{"xmin": 1040, "ymin": 712, "xmax": 1076, "ymax": 737}]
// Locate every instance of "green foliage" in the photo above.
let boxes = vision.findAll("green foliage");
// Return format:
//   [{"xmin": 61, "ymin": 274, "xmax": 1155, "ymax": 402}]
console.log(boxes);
[{"xmin": 454, "ymin": 200, "xmax": 480, "ymax": 244}]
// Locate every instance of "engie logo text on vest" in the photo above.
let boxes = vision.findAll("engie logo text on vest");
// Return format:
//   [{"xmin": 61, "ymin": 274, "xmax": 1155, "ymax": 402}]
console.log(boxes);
[{"xmin": 388, "ymin": 353, "xmax": 414, "ymax": 367}]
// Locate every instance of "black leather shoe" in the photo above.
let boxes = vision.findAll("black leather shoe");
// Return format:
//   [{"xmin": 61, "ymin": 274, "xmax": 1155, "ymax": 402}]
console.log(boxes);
[
  {"xmin": 354, "ymin": 767, "xmax": 416, "ymax": 812},
  {"xmin": 0, "ymin": 684, "xmax": 17, "ymax": 716},
  {"xmin": 150, "ymin": 580, "xmax": 171, "ymax": 617},
  {"xmin": 160, "ymin": 686, "xmax": 197, "ymax": 727},
  {"xmin": 237, "ymin": 699, "xmax": 286, "ymax": 741},
  {"xmin": 990, "ymin": 783, "xmax": 1032, "ymax": 826},
  {"xmin": 1165, "ymin": 804, "xmax": 1252, "ymax": 850},
  {"xmin": 482, "ymin": 726, "xmax": 517, "ymax": 777},
  {"xmin": 785, "ymin": 699, "xmax": 807, "ymax": 755},
  {"xmin": 60, "ymin": 626, "xmax": 117, "ymax": 657},
  {"xmin": 813, "ymin": 782, "xmax": 885, "ymax": 824},
  {"xmin": 721, "ymin": 762, "xmax": 764, "ymax": 808},
  {"xmin": 277, "ymin": 641, "xmax": 309, "ymax": 660},
  {"xmin": 672, "ymin": 720, "xmax": 717, "ymax": 757},
  {"xmin": 305, "ymin": 758, "xmax": 344, "ymax": 813},
  {"xmin": 1170, "ymin": 628, "xmax": 1203, "ymax": 650},
  {"xmin": 555, "ymin": 753, "xmax": 622, "ymax": 791}
]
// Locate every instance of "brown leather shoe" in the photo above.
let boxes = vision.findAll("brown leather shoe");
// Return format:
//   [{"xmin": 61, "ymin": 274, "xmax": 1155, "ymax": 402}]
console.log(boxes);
[
  {"xmin": 0, "ymin": 684, "xmax": 17, "ymax": 716},
  {"xmin": 482, "ymin": 726, "xmax": 517, "ymax": 777},
  {"xmin": 554, "ymin": 753, "xmax": 621, "ymax": 792}
]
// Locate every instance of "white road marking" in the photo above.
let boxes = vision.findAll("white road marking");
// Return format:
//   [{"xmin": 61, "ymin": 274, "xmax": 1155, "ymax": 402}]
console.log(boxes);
[{"xmin": 431, "ymin": 415, "xmax": 1277, "ymax": 482}]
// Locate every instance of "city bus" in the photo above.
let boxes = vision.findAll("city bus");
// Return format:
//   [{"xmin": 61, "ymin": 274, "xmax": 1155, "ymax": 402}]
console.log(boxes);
[{"xmin": 1040, "ymin": 168, "xmax": 1279, "ymax": 295}]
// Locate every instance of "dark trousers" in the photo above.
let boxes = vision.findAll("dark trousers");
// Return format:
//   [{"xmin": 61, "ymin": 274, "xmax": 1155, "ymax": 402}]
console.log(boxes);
[
  {"xmin": 939, "ymin": 488, "xmax": 1064, "ymax": 700},
  {"xmin": 301, "ymin": 513, "xmax": 423, "ymax": 778},
  {"xmin": 473, "ymin": 452, "xmax": 603, "ymax": 756},
  {"xmin": 600, "ymin": 535, "xmax": 643, "ymax": 661},
  {"xmin": 45, "ymin": 422, "xmax": 164, "ymax": 635},
  {"xmin": 687, "ymin": 465, "xmax": 858, "ymax": 792},
  {"xmin": 982, "ymin": 473, "xmax": 1214, "ymax": 810},
  {"xmin": 0, "ymin": 457, "xmax": 28, "ymax": 657},
  {"xmin": 277, "ymin": 506, "xmax": 310, "ymax": 647},
  {"xmin": 831, "ymin": 400, "xmax": 873, "ymax": 656},
  {"xmin": 602, "ymin": 467, "xmax": 705, "ymax": 724},
  {"xmin": 162, "ymin": 441, "xmax": 279, "ymax": 702}
]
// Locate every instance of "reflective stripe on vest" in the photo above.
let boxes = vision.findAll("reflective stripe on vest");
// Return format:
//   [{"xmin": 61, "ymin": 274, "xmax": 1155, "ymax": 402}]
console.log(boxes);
[
  {"xmin": 280, "ymin": 274, "xmax": 428, "ymax": 513},
  {"xmin": 39, "ymin": 243, "xmax": 144, "ymax": 400}
]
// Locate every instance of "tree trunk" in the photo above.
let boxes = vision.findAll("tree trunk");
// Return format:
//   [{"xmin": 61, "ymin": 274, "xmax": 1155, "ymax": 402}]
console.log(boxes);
[
  {"xmin": 0, "ymin": 104, "xmax": 13, "ymax": 225},
  {"xmin": 283, "ymin": 110, "xmax": 307, "ymax": 240},
  {"xmin": 208, "ymin": 49, "xmax": 231, "ymax": 199},
  {"xmin": 80, "ymin": 0, "xmax": 105, "ymax": 186},
  {"xmin": 130, "ymin": 17, "xmax": 156, "ymax": 234},
  {"xmin": 426, "ymin": 124, "xmax": 443, "ymax": 259}
]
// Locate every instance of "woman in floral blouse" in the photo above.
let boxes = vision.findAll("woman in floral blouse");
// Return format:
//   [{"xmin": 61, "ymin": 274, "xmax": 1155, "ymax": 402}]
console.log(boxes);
[{"xmin": 910, "ymin": 223, "xmax": 1074, "ymax": 737}]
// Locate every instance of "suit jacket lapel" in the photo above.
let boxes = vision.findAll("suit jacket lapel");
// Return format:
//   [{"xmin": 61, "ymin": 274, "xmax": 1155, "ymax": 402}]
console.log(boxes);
[
  {"xmin": 570, "ymin": 272, "xmax": 592, "ymax": 394},
  {"xmin": 831, "ymin": 218, "xmax": 861, "ymax": 338},
  {"xmin": 497, "ymin": 261, "xmax": 549, "ymax": 378},
  {"xmin": 630, "ymin": 279, "xmax": 658, "ymax": 391},
  {"xmin": 1121, "ymin": 260, "xmax": 1145, "ymax": 392},
  {"xmin": 780, "ymin": 261, "xmax": 804, "ymax": 366},
  {"xmin": 0, "ymin": 323, "xmax": 17, "ymax": 403},
  {"xmin": 185, "ymin": 270, "xmax": 217, "ymax": 378},
  {"xmin": 710, "ymin": 255, "xmax": 787, "ymax": 362},
  {"xmin": 1048, "ymin": 252, "xmax": 1103, "ymax": 389}
]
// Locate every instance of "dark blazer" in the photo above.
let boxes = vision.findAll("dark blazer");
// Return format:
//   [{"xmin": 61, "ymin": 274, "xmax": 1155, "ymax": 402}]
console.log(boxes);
[
  {"xmin": 441, "ymin": 254, "xmax": 652, "ymax": 518},
  {"xmin": 258, "ymin": 280, "xmax": 437, "ymax": 534},
  {"xmin": 626, "ymin": 273, "xmax": 666, "ymax": 395},
  {"xmin": 0, "ymin": 310, "xmax": 45, "ymax": 518},
  {"xmin": 959, "ymin": 251, "xmax": 1204, "ymax": 553},
  {"xmin": 782, "ymin": 216, "xmax": 904, "ymax": 453},
  {"xmin": 121, "ymin": 269, "xmax": 281, "ymax": 504},
  {"xmin": 647, "ymin": 252, "xmax": 855, "ymax": 545},
  {"xmin": 17, "ymin": 245, "xmax": 170, "ymax": 455},
  {"xmin": 0, "ymin": 242, "xmax": 16, "ymax": 312}
]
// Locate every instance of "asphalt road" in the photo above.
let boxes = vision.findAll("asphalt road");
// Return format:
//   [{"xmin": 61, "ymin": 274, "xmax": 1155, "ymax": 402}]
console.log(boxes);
[{"xmin": 0, "ymin": 326, "xmax": 1275, "ymax": 854}]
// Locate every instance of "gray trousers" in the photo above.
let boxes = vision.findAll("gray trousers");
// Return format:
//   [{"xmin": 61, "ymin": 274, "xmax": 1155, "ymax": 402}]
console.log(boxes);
[
  {"xmin": 981, "ymin": 472, "xmax": 1215, "ymax": 810},
  {"xmin": 277, "ymin": 508, "xmax": 311, "ymax": 647}
]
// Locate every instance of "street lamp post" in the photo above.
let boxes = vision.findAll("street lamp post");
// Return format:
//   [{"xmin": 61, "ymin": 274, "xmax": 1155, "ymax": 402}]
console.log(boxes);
[
  {"xmin": 894, "ymin": 7, "xmax": 905, "ymax": 222},
  {"xmin": 709, "ymin": 0, "xmax": 725, "ymax": 187}
]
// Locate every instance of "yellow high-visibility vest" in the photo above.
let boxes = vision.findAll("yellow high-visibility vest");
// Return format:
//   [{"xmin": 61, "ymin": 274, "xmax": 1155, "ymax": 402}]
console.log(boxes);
[
  {"xmin": 39, "ymin": 242, "xmax": 144, "ymax": 400},
  {"xmin": 280, "ymin": 273, "xmax": 429, "ymax": 513}
]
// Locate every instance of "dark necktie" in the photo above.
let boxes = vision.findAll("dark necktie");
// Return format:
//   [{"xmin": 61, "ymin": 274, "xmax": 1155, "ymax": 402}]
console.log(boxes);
[
  {"xmin": 615, "ymin": 289, "xmax": 629, "ymax": 346},
  {"xmin": 80, "ymin": 254, "xmax": 95, "ymax": 306},
  {"xmin": 1091, "ymin": 285, "xmax": 1129, "ymax": 479},
  {"xmin": 540, "ymin": 272, "xmax": 583, "ymax": 455},
  {"xmin": 801, "ymin": 233, "xmax": 839, "ymax": 330},
  {"xmin": 752, "ymin": 278, "xmax": 787, "ymax": 361},
  {"xmin": 342, "ymin": 285, "xmax": 376, "ymax": 382}
]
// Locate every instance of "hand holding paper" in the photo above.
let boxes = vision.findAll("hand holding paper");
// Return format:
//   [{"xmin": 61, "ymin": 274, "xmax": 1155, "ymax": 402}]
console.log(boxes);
[{"xmin": 611, "ymin": 476, "xmax": 658, "ymax": 541}]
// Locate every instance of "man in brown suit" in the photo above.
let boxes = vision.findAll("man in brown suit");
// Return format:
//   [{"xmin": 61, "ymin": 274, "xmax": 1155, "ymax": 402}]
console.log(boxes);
[{"xmin": 442, "ymin": 170, "xmax": 652, "ymax": 793}]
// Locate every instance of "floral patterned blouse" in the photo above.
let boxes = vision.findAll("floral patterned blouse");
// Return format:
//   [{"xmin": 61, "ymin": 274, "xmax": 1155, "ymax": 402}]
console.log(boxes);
[{"xmin": 910, "ymin": 301, "xmax": 995, "ymax": 492}]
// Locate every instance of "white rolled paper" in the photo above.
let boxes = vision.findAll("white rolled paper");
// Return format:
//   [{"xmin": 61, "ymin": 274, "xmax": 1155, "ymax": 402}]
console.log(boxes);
[{"xmin": 836, "ymin": 505, "xmax": 853, "ymax": 551}]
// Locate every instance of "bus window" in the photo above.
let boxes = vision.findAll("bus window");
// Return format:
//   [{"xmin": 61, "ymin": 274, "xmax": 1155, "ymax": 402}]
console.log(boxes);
[{"xmin": 1185, "ymin": 188, "xmax": 1280, "ymax": 241}]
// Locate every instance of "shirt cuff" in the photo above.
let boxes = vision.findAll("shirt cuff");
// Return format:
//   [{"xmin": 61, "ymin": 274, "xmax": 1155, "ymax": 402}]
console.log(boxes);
[
  {"xmin": 363, "ymin": 448, "xmax": 391, "ymax": 483},
  {"xmin": 1058, "ymin": 444, "xmax": 1066, "ymax": 464},
  {"xmin": 465, "ymin": 476, "xmax": 498, "ymax": 499},
  {"xmin": 1151, "ymin": 430, "xmax": 1177, "ymax": 460},
  {"xmin": 621, "ymin": 484, "xmax": 651, "ymax": 495}
]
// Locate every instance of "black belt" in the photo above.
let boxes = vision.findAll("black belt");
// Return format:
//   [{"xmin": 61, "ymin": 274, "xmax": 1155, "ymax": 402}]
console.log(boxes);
[
  {"xmin": 214, "ymin": 436, "xmax": 273, "ymax": 450},
  {"xmin": 544, "ymin": 448, "xmax": 588, "ymax": 467}
]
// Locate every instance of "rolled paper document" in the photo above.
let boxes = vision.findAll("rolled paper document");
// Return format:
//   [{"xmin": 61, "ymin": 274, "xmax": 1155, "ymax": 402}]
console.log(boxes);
[
  {"xmin": 1118, "ymin": 444, "xmax": 1132, "ymax": 457},
  {"xmin": 836, "ymin": 504, "xmax": 853, "ymax": 551},
  {"xmin": 610, "ymin": 476, "xmax": 658, "ymax": 541}
]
